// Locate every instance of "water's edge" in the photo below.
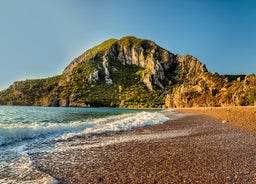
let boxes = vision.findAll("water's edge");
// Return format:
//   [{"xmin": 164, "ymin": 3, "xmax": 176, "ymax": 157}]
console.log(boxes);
[{"xmin": 0, "ymin": 107, "xmax": 181, "ymax": 184}]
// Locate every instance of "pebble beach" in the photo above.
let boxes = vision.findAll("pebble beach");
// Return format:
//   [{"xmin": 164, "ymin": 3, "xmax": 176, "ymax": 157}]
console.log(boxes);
[{"xmin": 29, "ymin": 107, "xmax": 256, "ymax": 184}]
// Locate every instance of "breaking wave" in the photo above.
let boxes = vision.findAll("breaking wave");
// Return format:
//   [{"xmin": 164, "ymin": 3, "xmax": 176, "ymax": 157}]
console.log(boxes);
[{"xmin": 0, "ymin": 111, "xmax": 169, "ymax": 146}]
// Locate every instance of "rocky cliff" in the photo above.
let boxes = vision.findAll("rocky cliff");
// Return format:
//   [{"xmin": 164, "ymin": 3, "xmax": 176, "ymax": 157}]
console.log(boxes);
[{"xmin": 0, "ymin": 36, "xmax": 255, "ymax": 108}]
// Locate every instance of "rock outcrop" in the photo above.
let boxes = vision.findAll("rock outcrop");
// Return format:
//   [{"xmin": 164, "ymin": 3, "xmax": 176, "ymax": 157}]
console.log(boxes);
[
  {"xmin": 62, "ymin": 36, "xmax": 178, "ymax": 92},
  {"xmin": 0, "ymin": 36, "xmax": 255, "ymax": 108}
]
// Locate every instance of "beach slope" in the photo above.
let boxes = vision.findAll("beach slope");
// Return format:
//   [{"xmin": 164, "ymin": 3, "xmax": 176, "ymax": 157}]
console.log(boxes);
[
  {"xmin": 31, "ymin": 108, "xmax": 256, "ymax": 183},
  {"xmin": 177, "ymin": 106, "xmax": 256, "ymax": 132}
]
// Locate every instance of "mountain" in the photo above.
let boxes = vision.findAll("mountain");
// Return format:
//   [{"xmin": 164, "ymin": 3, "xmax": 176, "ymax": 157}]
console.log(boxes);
[{"xmin": 0, "ymin": 36, "xmax": 256, "ymax": 108}]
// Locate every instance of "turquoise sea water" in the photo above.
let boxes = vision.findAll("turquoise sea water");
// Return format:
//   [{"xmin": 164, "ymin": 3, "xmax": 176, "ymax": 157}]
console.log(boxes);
[{"xmin": 0, "ymin": 106, "xmax": 171, "ymax": 183}]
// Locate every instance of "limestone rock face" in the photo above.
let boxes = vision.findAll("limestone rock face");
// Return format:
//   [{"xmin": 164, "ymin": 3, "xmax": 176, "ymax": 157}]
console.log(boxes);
[
  {"xmin": 62, "ymin": 36, "xmax": 179, "ymax": 91},
  {"xmin": 1, "ymin": 36, "xmax": 256, "ymax": 108},
  {"xmin": 57, "ymin": 36, "xmax": 211, "ymax": 107},
  {"xmin": 176, "ymin": 55, "xmax": 207, "ymax": 79}
]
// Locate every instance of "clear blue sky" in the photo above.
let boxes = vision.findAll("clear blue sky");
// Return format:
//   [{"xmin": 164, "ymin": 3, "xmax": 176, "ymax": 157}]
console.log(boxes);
[{"xmin": 0, "ymin": 0, "xmax": 256, "ymax": 90}]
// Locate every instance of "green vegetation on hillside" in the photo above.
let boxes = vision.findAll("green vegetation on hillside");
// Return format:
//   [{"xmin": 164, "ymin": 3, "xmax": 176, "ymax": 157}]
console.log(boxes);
[
  {"xmin": 0, "ymin": 36, "xmax": 256, "ymax": 108},
  {"xmin": 0, "ymin": 76, "xmax": 61, "ymax": 106}
]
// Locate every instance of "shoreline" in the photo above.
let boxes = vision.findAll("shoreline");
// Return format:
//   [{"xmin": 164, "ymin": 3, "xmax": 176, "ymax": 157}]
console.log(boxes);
[
  {"xmin": 176, "ymin": 106, "xmax": 256, "ymax": 132},
  {"xmin": 30, "ymin": 108, "xmax": 256, "ymax": 183}
]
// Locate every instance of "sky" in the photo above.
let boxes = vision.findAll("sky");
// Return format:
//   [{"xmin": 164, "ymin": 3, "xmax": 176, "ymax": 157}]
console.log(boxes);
[{"xmin": 0, "ymin": 0, "xmax": 256, "ymax": 90}]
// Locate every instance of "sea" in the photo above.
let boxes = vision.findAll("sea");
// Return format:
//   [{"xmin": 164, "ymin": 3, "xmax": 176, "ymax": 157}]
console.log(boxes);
[{"xmin": 0, "ymin": 106, "xmax": 173, "ymax": 184}]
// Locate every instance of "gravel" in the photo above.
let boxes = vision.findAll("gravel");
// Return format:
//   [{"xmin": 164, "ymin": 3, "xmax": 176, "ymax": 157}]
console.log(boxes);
[{"xmin": 31, "ymin": 114, "xmax": 256, "ymax": 184}]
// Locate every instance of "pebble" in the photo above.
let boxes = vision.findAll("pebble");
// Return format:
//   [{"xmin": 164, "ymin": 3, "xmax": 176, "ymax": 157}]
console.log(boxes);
[
  {"xmin": 30, "ymin": 115, "xmax": 256, "ymax": 184},
  {"xmin": 222, "ymin": 120, "xmax": 229, "ymax": 123}
]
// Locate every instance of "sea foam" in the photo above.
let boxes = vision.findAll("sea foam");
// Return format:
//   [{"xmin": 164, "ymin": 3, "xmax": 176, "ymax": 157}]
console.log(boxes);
[
  {"xmin": 0, "ymin": 121, "xmax": 92, "ymax": 146},
  {"xmin": 0, "ymin": 156, "xmax": 58, "ymax": 184},
  {"xmin": 0, "ymin": 111, "xmax": 169, "ymax": 146},
  {"xmin": 56, "ymin": 111, "xmax": 170, "ymax": 141},
  {"xmin": 0, "ymin": 107, "xmax": 171, "ymax": 184}
]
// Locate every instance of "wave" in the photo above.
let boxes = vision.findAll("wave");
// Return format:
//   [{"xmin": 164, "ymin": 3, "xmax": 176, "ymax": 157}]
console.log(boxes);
[
  {"xmin": 0, "ymin": 111, "xmax": 170, "ymax": 146},
  {"xmin": 0, "ymin": 121, "xmax": 92, "ymax": 146},
  {"xmin": 56, "ymin": 111, "xmax": 170, "ymax": 141}
]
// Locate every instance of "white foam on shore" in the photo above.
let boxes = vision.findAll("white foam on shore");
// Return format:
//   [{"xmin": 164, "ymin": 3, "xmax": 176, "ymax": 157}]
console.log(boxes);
[
  {"xmin": 56, "ymin": 129, "xmax": 193, "ymax": 152},
  {"xmin": 56, "ymin": 111, "xmax": 170, "ymax": 142},
  {"xmin": 0, "ymin": 108, "xmax": 180, "ymax": 183},
  {"xmin": 54, "ymin": 109, "xmax": 193, "ymax": 151},
  {"xmin": 0, "ymin": 157, "xmax": 58, "ymax": 184},
  {"xmin": 0, "ymin": 110, "xmax": 174, "ymax": 147},
  {"xmin": 0, "ymin": 121, "xmax": 92, "ymax": 146}
]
